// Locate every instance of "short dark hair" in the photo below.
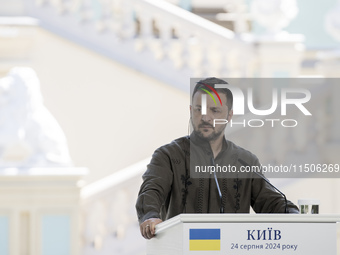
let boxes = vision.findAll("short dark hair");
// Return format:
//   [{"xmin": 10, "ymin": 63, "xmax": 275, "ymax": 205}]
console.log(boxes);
[{"xmin": 192, "ymin": 77, "xmax": 233, "ymax": 111}]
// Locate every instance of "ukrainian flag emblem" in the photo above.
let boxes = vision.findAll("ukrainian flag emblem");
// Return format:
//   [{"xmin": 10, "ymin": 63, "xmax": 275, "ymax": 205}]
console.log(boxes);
[{"xmin": 189, "ymin": 229, "xmax": 221, "ymax": 251}]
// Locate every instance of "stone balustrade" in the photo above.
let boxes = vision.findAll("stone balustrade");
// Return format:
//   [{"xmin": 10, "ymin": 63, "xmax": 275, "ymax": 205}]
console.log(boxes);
[
  {"xmin": 23, "ymin": 0, "xmax": 307, "ymax": 90},
  {"xmin": 80, "ymin": 158, "xmax": 150, "ymax": 255},
  {"xmin": 24, "ymin": 0, "xmax": 257, "ymax": 91},
  {"xmin": 0, "ymin": 167, "xmax": 87, "ymax": 255}
]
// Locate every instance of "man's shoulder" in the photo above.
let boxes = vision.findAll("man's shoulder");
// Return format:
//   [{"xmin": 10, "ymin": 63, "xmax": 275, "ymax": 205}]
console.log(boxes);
[
  {"xmin": 225, "ymin": 139, "xmax": 259, "ymax": 163},
  {"xmin": 156, "ymin": 136, "xmax": 190, "ymax": 155}
]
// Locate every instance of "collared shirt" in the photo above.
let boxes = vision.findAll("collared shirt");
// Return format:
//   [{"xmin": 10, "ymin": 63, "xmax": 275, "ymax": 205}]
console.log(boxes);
[{"xmin": 136, "ymin": 133, "xmax": 299, "ymax": 224}]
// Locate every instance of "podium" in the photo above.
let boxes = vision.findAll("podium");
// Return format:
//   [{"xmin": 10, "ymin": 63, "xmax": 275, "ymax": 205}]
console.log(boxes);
[{"xmin": 147, "ymin": 214, "xmax": 340, "ymax": 255}]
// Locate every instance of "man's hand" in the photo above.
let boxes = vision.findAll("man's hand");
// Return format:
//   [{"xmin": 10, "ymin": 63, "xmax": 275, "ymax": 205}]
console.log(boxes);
[{"xmin": 140, "ymin": 218, "xmax": 163, "ymax": 239}]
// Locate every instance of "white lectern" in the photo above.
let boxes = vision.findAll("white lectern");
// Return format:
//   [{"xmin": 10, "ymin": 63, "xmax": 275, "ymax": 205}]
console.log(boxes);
[{"xmin": 147, "ymin": 214, "xmax": 340, "ymax": 255}]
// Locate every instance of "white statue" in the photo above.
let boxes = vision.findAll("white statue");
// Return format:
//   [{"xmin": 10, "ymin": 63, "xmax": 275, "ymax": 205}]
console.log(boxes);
[
  {"xmin": 251, "ymin": 0, "xmax": 298, "ymax": 34},
  {"xmin": 325, "ymin": 1, "xmax": 340, "ymax": 42},
  {"xmin": 0, "ymin": 67, "xmax": 72, "ymax": 167}
]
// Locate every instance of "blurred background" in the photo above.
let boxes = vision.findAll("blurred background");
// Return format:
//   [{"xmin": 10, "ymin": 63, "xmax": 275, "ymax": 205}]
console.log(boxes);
[{"xmin": 0, "ymin": 0, "xmax": 339, "ymax": 254}]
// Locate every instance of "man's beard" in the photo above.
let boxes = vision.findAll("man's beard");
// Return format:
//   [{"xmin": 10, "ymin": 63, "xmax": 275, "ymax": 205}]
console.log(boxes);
[{"xmin": 192, "ymin": 121, "xmax": 225, "ymax": 142}]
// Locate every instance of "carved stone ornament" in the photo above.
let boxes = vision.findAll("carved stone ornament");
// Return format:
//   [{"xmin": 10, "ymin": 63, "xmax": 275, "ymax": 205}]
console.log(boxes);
[
  {"xmin": 325, "ymin": 1, "xmax": 340, "ymax": 42},
  {"xmin": 251, "ymin": 0, "xmax": 298, "ymax": 34}
]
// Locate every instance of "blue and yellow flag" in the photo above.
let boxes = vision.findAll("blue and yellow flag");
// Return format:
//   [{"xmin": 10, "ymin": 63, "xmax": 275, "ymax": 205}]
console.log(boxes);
[{"xmin": 189, "ymin": 229, "xmax": 221, "ymax": 251}]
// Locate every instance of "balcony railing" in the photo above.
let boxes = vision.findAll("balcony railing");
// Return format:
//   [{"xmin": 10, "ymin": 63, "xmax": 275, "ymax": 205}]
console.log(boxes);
[
  {"xmin": 0, "ymin": 167, "xmax": 87, "ymax": 255},
  {"xmin": 24, "ymin": 0, "xmax": 253, "ymax": 91},
  {"xmin": 80, "ymin": 158, "xmax": 151, "ymax": 255}
]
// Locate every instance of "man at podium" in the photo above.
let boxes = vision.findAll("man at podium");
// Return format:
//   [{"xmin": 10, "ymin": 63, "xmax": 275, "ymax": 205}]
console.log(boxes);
[{"xmin": 136, "ymin": 78, "xmax": 299, "ymax": 240}]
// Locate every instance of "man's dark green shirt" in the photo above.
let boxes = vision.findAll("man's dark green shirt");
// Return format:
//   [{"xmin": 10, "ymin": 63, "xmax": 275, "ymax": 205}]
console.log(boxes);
[{"xmin": 136, "ymin": 133, "xmax": 299, "ymax": 224}]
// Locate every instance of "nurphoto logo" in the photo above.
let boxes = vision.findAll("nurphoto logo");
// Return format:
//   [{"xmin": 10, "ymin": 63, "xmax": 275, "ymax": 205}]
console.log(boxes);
[{"xmin": 199, "ymin": 84, "xmax": 312, "ymax": 128}]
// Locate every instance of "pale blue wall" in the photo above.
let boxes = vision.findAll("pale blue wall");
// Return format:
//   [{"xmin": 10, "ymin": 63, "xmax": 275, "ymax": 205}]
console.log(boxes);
[
  {"xmin": 285, "ymin": 0, "xmax": 339, "ymax": 49},
  {"xmin": 0, "ymin": 216, "xmax": 9, "ymax": 255},
  {"xmin": 41, "ymin": 215, "xmax": 71, "ymax": 255}
]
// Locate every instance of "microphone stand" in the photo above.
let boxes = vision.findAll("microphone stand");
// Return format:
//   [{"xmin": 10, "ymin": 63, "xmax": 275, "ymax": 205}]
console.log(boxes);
[
  {"xmin": 211, "ymin": 157, "xmax": 224, "ymax": 213},
  {"xmin": 238, "ymin": 159, "xmax": 288, "ymax": 213}
]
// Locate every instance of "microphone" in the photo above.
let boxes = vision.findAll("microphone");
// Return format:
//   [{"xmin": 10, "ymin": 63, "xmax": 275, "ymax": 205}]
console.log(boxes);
[
  {"xmin": 238, "ymin": 159, "xmax": 288, "ymax": 213},
  {"xmin": 211, "ymin": 157, "xmax": 224, "ymax": 213}
]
